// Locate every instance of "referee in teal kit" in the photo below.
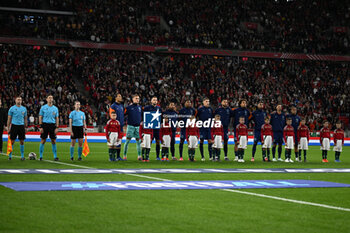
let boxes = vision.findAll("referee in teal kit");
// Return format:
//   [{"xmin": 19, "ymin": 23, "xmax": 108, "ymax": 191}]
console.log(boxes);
[
  {"xmin": 69, "ymin": 101, "xmax": 87, "ymax": 161},
  {"xmin": 39, "ymin": 95, "xmax": 59, "ymax": 161},
  {"xmin": 7, "ymin": 96, "xmax": 27, "ymax": 160}
]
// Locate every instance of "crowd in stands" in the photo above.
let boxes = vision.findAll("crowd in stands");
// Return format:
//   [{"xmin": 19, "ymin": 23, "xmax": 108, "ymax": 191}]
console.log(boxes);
[
  {"xmin": 0, "ymin": 44, "xmax": 94, "ymax": 127},
  {"xmin": 0, "ymin": 44, "xmax": 349, "ymax": 131},
  {"xmin": 76, "ymin": 48, "xmax": 350, "ymax": 131},
  {"xmin": 1, "ymin": 0, "xmax": 349, "ymax": 54}
]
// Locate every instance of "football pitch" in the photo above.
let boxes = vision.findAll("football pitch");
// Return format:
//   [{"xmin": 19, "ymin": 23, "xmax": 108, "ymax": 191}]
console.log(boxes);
[{"xmin": 1, "ymin": 142, "xmax": 349, "ymax": 233}]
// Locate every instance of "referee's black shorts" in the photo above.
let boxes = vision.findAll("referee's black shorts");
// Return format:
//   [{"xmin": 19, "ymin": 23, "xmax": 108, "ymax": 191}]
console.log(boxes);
[
  {"xmin": 10, "ymin": 124, "xmax": 26, "ymax": 141},
  {"xmin": 41, "ymin": 123, "xmax": 57, "ymax": 140},
  {"xmin": 71, "ymin": 126, "xmax": 84, "ymax": 139}
]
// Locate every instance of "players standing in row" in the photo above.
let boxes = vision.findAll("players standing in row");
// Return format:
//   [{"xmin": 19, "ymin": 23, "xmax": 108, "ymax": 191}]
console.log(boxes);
[{"xmin": 4, "ymin": 94, "xmax": 345, "ymax": 163}]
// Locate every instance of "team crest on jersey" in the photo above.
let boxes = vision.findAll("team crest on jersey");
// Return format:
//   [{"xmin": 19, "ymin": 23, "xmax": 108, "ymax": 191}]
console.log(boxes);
[{"xmin": 52, "ymin": 111, "xmax": 56, "ymax": 115}]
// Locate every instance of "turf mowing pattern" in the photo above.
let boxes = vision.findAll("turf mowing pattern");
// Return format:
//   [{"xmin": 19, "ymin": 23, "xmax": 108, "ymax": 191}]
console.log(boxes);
[{"xmin": 0, "ymin": 142, "xmax": 349, "ymax": 233}]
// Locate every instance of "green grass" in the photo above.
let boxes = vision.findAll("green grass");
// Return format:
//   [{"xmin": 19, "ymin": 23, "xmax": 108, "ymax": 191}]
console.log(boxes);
[{"xmin": 0, "ymin": 142, "xmax": 350, "ymax": 233}]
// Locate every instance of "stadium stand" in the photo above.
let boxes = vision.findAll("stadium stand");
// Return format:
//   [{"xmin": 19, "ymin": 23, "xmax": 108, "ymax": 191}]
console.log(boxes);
[
  {"xmin": 0, "ymin": 44, "xmax": 349, "ymax": 131},
  {"xmin": 0, "ymin": 0, "xmax": 349, "ymax": 54}
]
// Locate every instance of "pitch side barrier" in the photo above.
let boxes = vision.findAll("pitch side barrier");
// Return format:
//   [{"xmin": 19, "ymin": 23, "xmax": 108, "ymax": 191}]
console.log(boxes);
[{"xmin": 2, "ymin": 133, "xmax": 350, "ymax": 146}]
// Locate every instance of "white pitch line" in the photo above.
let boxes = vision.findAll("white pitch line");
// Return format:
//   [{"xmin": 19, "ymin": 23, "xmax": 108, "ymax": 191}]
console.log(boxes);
[
  {"xmin": 1, "ymin": 152, "xmax": 92, "ymax": 169},
  {"xmin": 221, "ymin": 189, "xmax": 350, "ymax": 212},
  {"xmin": 126, "ymin": 173, "xmax": 171, "ymax": 181},
  {"xmin": 2, "ymin": 153, "xmax": 350, "ymax": 212}
]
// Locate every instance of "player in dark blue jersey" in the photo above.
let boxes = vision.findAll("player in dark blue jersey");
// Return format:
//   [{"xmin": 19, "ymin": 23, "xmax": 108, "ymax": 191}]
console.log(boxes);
[
  {"xmin": 163, "ymin": 102, "xmax": 178, "ymax": 160},
  {"xmin": 232, "ymin": 99, "xmax": 250, "ymax": 161},
  {"xmin": 214, "ymin": 99, "xmax": 232, "ymax": 160},
  {"xmin": 287, "ymin": 105, "xmax": 301, "ymax": 161},
  {"xmin": 143, "ymin": 96, "xmax": 162, "ymax": 160},
  {"xmin": 270, "ymin": 104, "xmax": 286, "ymax": 161},
  {"xmin": 197, "ymin": 98, "xmax": 213, "ymax": 161},
  {"xmin": 178, "ymin": 100, "xmax": 196, "ymax": 160},
  {"xmin": 109, "ymin": 93, "xmax": 124, "ymax": 132},
  {"xmin": 250, "ymin": 101, "xmax": 267, "ymax": 161}
]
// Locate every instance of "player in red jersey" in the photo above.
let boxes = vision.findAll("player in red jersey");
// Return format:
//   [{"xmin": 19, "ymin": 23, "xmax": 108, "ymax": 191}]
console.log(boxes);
[
  {"xmin": 333, "ymin": 121, "xmax": 344, "ymax": 162},
  {"xmin": 297, "ymin": 118, "xmax": 310, "ymax": 162},
  {"xmin": 211, "ymin": 115, "xmax": 224, "ymax": 161},
  {"xmin": 261, "ymin": 117, "xmax": 273, "ymax": 162},
  {"xmin": 283, "ymin": 118, "xmax": 295, "ymax": 163},
  {"xmin": 186, "ymin": 115, "xmax": 200, "ymax": 161},
  {"xmin": 320, "ymin": 120, "xmax": 331, "ymax": 162},
  {"xmin": 139, "ymin": 121, "xmax": 153, "ymax": 162},
  {"xmin": 105, "ymin": 111, "xmax": 123, "ymax": 161},
  {"xmin": 160, "ymin": 117, "xmax": 172, "ymax": 161},
  {"xmin": 236, "ymin": 116, "xmax": 248, "ymax": 162}
]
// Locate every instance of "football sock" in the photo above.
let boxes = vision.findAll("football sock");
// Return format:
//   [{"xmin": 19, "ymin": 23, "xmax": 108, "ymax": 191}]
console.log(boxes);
[
  {"xmin": 252, "ymin": 143, "xmax": 257, "ymax": 158},
  {"xmin": 212, "ymin": 148, "xmax": 216, "ymax": 159},
  {"xmin": 52, "ymin": 144, "xmax": 57, "ymax": 159},
  {"xmin": 272, "ymin": 146, "xmax": 276, "ymax": 158},
  {"xmin": 267, "ymin": 149, "xmax": 270, "ymax": 160},
  {"xmin": 224, "ymin": 142, "xmax": 228, "ymax": 157},
  {"xmin": 39, "ymin": 143, "xmax": 45, "ymax": 158},
  {"xmin": 304, "ymin": 150, "xmax": 307, "ymax": 160},
  {"xmin": 165, "ymin": 148, "xmax": 169, "ymax": 158},
  {"xmin": 142, "ymin": 148, "xmax": 146, "ymax": 160},
  {"xmin": 216, "ymin": 149, "xmax": 221, "ymax": 160},
  {"xmin": 278, "ymin": 145, "xmax": 282, "ymax": 158},
  {"xmin": 170, "ymin": 139, "xmax": 175, "ymax": 157},
  {"xmin": 78, "ymin": 147, "xmax": 82, "ymax": 158},
  {"xmin": 123, "ymin": 139, "xmax": 130, "ymax": 156},
  {"xmin": 136, "ymin": 140, "xmax": 141, "ymax": 157},
  {"xmin": 200, "ymin": 142, "xmax": 204, "ymax": 158},
  {"xmin": 262, "ymin": 149, "xmax": 266, "ymax": 159},
  {"xmin": 109, "ymin": 148, "xmax": 113, "ymax": 161},
  {"xmin": 70, "ymin": 146, "xmax": 74, "ymax": 158},
  {"xmin": 156, "ymin": 144, "xmax": 160, "ymax": 158},
  {"xmin": 20, "ymin": 145, "xmax": 24, "ymax": 158},
  {"xmin": 179, "ymin": 141, "xmax": 184, "ymax": 158},
  {"xmin": 208, "ymin": 143, "xmax": 213, "ymax": 158},
  {"xmin": 285, "ymin": 149, "xmax": 288, "ymax": 160},
  {"xmin": 295, "ymin": 151, "xmax": 298, "ymax": 159},
  {"xmin": 116, "ymin": 148, "xmax": 121, "ymax": 158},
  {"xmin": 146, "ymin": 148, "xmax": 150, "ymax": 160},
  {"xmin": 324, "ymin": 150, "xmax": 327, "ymax": 159}
]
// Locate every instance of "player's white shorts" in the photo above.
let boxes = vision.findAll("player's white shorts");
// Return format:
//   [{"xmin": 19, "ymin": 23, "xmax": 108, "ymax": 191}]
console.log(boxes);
[
  {"xmin": 213, "ymin": 135, "xmax": 223, "ymax": 149},
  {"xmin": 262, "ymin": 135, "xmax": 272, "ymax": 149},
  {"xmin": 298, "ymin": 137, "xmax": 308, "ymax": 150},
  {"xmin": 285, "ymin": 136, "xmax": 294, "ymax": 149},
  {"xmin": 162, "ymin": 135, "xmax": 171, "ymax": 148},
  {"xmin": 107, "ymin": 132, "xmax": 121, "ymax": 147},
  {"xmin": 188, "ymin": 136, "xmax": 198, "ymax": 149},
  {"xmin": 141, "ymin": 134, "xmax": 152, "ymax": 149},
  {"xmin": 320, "ymin": 138, "xmax": 330, "ymax": 151},
  {"xmin": 333, "ymin": 140, "xmax": 343, "ymax": 152},
  {"xmin": 238, "ymin": 136, "xmax": 247, "ymax": 149}
]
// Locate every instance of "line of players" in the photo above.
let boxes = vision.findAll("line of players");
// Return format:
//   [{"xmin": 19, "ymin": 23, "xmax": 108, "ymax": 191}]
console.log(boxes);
[
  {"xmin": 4, "ymin": 94, "xmax": 344, "ymax": 162},
  {"xmin": 107, "ymin": 94, "xmax": 345, "ymax": 163}
]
